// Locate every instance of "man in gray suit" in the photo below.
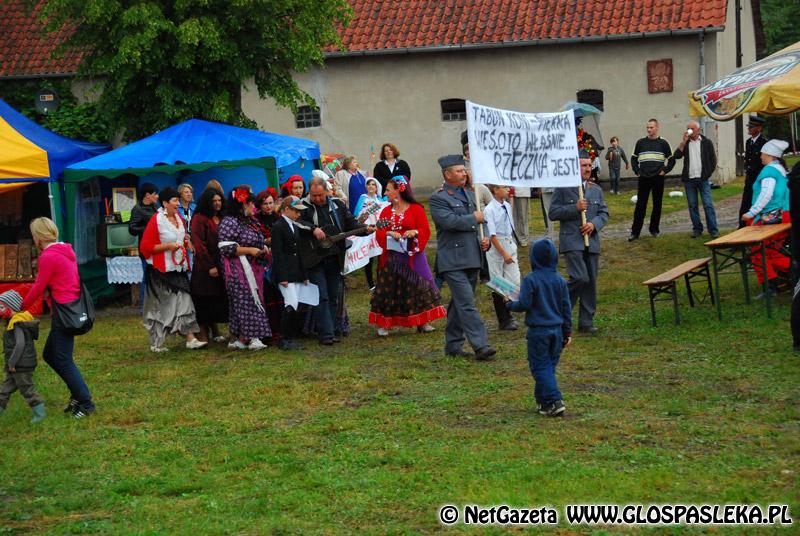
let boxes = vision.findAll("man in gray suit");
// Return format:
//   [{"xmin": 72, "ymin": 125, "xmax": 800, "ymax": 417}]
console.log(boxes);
[
  {"xmin": 430, "ymin": 155, "xmax": 497, "ymax": 361},
  {"xmin": 549, "ymin": 152, "xmax": 609, "ymax": 334}
]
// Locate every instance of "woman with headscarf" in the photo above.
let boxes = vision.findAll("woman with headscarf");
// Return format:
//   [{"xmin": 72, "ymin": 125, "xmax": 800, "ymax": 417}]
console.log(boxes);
[
  {"xmin": 741, "ymin": 139, "xmax": 791, "ymax": 297},
  {"xmin": 190, "ymin": 188, "xmax": 229, "ymax": 343},
  {"xmin": 218, "ymin": 187, "xmax": 272, "ymax": 350},
  {"xmin": 369, "ymin": 176, "xmax": 446, "ymax": 336},
  {"xmin": 354, "ymin": 177, "xmax": 387, "ymax": 291},
  {"xmin": 139, "ymin": 188, "xmax": 207, "ymax": 352}
]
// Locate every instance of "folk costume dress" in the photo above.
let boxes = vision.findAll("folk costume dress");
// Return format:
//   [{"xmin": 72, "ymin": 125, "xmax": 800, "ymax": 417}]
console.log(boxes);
[
  {"xmin": 369, "ymin": 203, "xmax": 446, "ymax": 328},
  {"xmin": 746, "ymin": 160, "xmax": 792, "ymax": 284},
  {"xmin": 218, "ymin": 215, "xmax": 272, "ymax": 341},
  {"xmin": 140, "ymin": 208, "xmax": 200, "ymax": 348},
  {"xmin": 190, "ymin": 213, "xmax": 229, "ymax": 325}
]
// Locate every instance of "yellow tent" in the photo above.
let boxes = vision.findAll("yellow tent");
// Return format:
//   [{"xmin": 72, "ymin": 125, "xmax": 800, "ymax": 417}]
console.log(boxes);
[{"xmin": 690, "ymin": 41, "xmax": 800, "ymax": 120}]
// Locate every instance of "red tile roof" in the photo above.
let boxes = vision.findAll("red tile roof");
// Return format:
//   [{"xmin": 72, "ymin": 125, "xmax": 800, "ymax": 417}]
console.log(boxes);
[
  {"xmin": 1, "ymin": 0, "xmax": 728, "ymax": 77},
  {"xmin": 333, "ymin": 0, "xmax": 728, "ymax": 54},
  {"xmin": 0, "ymin": 0, "xmax": 83, "ymax": 78}
]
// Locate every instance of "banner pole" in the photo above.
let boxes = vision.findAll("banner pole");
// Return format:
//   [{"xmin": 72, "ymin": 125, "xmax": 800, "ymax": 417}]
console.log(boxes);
[{"xmin": 579, "ymin": 184, "xmax": 589, "ymax": 248}]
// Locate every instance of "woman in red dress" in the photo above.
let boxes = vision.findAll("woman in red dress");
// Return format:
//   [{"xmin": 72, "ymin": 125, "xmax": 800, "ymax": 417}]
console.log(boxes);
[{"xmin": 369, "ymin": 176, "xmax": 446, "ymax": 336}]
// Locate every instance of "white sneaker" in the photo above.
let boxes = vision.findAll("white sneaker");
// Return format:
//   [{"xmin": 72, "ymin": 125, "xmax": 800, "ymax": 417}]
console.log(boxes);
[
  {"xmin": 228, "ymin": 340, "xmax": 248, "ymax": 350},
  {"xmin": 150, "ymin": 345, "xmax": 168, "ymax": 353},
  {"xmin": 377, "ymin": 328, "xmax": 389, "ymax": 337},
  {"xmin": 186, "ymin": 339, "xmax": 208, "ymax": 350},
  {"xmin": 248, "ymin": 338, "xmax": 268, "ymax": 350},
  {"xmin": 212, "ymin": 335, "xmax": 227, "ymax": 343}
]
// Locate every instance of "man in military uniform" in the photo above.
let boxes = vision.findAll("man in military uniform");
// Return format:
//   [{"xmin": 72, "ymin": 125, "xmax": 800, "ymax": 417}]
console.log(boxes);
[
  {"xmin": 739, "ymin": 115, "xmax": 768, "ymax": 227},
  {"xmin": 429, "ymin": 155, "xmax": 496, "ymax": 361}
]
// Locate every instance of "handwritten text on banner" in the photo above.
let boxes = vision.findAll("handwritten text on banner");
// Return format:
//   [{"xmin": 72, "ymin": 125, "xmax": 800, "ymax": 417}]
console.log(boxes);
[{"xmin": 466, "ymin": 101, "xmax": 581, "ymax": 188}]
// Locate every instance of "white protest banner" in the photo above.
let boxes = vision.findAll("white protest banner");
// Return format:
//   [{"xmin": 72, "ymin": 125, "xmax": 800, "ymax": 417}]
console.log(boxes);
[
  {"xmin": 466, "ymin": 101, "xmax": 581, "ymax": 188},
  {"xmin": 343, "ymin": 233, "xmax": 383, "ymax": 275}
]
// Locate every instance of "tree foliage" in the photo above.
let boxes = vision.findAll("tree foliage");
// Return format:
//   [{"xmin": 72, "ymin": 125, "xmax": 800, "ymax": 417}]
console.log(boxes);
[
  {"xmin": 760, "ymin": 0, "xmax": 800, "ymax": 56},
  {"xmin": 41, "ymin": 0, "xmax": 352, "ymax": 140}
]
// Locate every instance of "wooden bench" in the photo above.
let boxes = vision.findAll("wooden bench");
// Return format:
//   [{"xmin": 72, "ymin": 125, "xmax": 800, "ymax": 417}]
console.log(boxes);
[{"xmin": 642, "ymin": 257, "xmax": 715, "ymax": 326}]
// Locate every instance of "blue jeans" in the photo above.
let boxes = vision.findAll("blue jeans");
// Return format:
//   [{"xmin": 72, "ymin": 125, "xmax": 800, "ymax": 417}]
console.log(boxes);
[
  {"xmin": 43, "ymin": 325, "xmax": 94, "ymax": 410},
  {"xmin": 526, "ymin": 327, "xmax": 563, "ymax": 406},
  {"xmin": 684, "ymin": 179, "xmax": 718, "ymax": 235},
  {"xmin": 609, "ymin": 167, "xmax": 620, "ymax": 192},
  {"xmin": 307, "ymin": 256, "xmax": 342, "ymax": 342}
]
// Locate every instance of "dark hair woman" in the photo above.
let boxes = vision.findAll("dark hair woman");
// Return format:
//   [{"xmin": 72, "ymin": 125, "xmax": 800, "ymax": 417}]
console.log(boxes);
[
  {"xmin": 190, "ymin": 188, "xmax": 229, "ymax": 343},
  {"xmin": 218, "ymin": 186, "xmax": 272, "ymax": 350},
  {"xmin": 368, "ymin": 176, "xmax": 445, "ymax": 336},
  {"xmin": 373, "ymin": 143, "xmax": 412, "ymax": 192},
  {"xmin": 139, "ymin": 188, "xmax": 206, "ymax": 353}
]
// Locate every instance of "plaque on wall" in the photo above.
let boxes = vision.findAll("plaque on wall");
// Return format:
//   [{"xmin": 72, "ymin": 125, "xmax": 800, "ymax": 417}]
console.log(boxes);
[{"xmin": 647, "ymin": 59, "xmax": 673, "ymax": 94}]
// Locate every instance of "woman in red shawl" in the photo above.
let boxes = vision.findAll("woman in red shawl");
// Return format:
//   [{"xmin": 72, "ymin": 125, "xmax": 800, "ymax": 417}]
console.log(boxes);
[{"xmin": 368, "ymin": 176, "xmax": 446, "ymax": 336}]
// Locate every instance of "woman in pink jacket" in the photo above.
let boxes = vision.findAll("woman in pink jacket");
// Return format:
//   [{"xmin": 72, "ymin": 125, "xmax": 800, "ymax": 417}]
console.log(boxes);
[{"xmin": 21, "ymin": 217, "xmax": 95, "ymax": 418}]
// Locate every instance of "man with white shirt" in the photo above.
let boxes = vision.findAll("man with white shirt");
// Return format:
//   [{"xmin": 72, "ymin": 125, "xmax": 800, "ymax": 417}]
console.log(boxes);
[
  {"xmin": 673, "ymin": 120, "xmax": 719, "ymax": 238},
  {"xmin": 484, "ymin": 184, "xmax": 521, "ymax": 331}
]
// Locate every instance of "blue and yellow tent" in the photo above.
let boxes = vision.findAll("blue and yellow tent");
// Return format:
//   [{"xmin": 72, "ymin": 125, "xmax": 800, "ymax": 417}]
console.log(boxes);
[{"xmin": 0, "ymin": 99, "xmax": 110, "ymax": 229}]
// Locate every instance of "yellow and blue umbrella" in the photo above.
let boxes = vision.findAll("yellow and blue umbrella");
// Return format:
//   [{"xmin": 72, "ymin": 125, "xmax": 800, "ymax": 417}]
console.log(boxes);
[{"xmin": 690, "ymin": 41, "xmax": 800, "ymax": 120}]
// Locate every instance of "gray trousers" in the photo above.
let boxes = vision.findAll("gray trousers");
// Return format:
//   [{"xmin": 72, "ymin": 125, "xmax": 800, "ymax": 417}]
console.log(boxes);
[
  {"xmin": 564, "ymin": 250, "xmax": 599, "ymax": 329},
  {"xmin": 0, "ymin": 369, "xmax": 44, "ymax": 408},
  {"xmin": 512, "ymin": 196, "xmax": 530, "ymax": 246},
  {"xmin": 442, "ymin": 269, "xmax": 489, "ymax": 353}
]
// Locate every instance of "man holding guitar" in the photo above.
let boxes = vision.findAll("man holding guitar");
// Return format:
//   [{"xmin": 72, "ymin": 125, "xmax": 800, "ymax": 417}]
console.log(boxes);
[{"xmin": 299, "ymin": 177, "xmax": 375, "ymax": 345}]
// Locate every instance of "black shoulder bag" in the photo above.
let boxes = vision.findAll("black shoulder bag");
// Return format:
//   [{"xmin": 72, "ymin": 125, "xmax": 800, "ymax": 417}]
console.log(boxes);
[{"xmin": 51, "ymin": 281, "xmax": 95, "ymax": 336}]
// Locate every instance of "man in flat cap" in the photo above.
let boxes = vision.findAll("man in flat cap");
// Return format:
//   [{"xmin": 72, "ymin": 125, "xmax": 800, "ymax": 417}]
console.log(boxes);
[
  {"xmin": 430, "ymin": 155, "xmax": 496, "ymax": 361},
  {"xmin": 549, "ymin": 151, "xmax": 609, "ymax": 334},
  {"xmin": 739, "ymin": 115, "xmax": 769, "ymax": 227}
]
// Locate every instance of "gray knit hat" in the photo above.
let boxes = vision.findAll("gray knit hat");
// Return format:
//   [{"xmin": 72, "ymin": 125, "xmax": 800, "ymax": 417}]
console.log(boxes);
[{"xmin": 0, "ymin": 290, "xmax": 23, "ymax": 313}]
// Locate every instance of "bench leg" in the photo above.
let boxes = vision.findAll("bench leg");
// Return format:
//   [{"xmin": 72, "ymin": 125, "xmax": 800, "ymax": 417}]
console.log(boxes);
[
  {"xmin": 741, "ymin": 245, "xmax": 751, "ymax": 304},
  {"xmin": 703, "ymin": 264, "xmax": 715, "ymax": 306},
  {"xmin": 684, "ymin": 273, "xmax": 695, "ymax": 307},
  {"xmin": 712, "ymin": 250, "xmax": 722, "ymax": 320},
  {"xmin": 648, "ymin": 286, "xmax": 658, "ymax": 327},
  {"xmin": 671, "ymin": 281, "xmax": 680, "ymax": 325}
]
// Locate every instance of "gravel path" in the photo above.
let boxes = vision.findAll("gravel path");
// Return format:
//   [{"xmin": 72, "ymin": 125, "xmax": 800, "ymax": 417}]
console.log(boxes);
[{"xmin": 600, "ymin": 194, "xmax": 742, "ymax": 240}]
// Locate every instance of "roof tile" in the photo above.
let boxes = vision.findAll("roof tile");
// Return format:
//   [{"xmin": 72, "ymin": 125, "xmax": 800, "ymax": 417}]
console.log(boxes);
[{"xmin": 2, "ymin": 0, "xmax": 729, "ymax": 77}]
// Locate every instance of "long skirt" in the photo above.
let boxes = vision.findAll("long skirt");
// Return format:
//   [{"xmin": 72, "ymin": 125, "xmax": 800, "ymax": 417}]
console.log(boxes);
[
  {"xmin": 143, "ymin": 269, "xmax": 200, "ymax": 347},
  {"xmin": 369, "ymin": 251, "xmax": 447, "ymax": 328},
  {"xmin": 192, "ymin": 294, "xmax": 229, "ymax": 325},
  {"xmin": 750, "ymin": 210, "xmax": 792, "ymax": 284},
  {"xmin": 222, "ymin": 257, "xmax": 271, "ymax": 340}
]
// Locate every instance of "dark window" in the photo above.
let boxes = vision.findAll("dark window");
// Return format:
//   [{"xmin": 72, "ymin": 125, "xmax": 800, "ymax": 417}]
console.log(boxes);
[
  {"xmin": 441, "ymin": 98, "xmax": 466, "ymax": 122},
  {"xmin": 295, "ymin": 106, "xmax": 320, "ymax": 129},
  {"xmin": 576, "ymin": 89, "xmax": 604, "ymax": 111}
]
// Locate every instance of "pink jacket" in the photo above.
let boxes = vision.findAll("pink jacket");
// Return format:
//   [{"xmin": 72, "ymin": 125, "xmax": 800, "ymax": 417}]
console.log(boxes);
[{"xmin": 21, "ymin": 242, "xmax": 81, "ymax": 311}]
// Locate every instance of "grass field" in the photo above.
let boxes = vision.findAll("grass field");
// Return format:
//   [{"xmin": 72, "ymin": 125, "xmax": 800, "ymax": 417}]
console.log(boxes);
[{"xmin": 1, "ymin": 188, "xmax": 798, "ymax": 534}]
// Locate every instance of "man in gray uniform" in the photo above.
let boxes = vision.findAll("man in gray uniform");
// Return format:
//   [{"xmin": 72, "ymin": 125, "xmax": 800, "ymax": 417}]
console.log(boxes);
[
  {"xmin": 549, "ymin": 152, "xmax": 609, "ymax": 334},
  {"xmin": 430, "ymin": 155, "xmax": 497, "ymax": 361}
]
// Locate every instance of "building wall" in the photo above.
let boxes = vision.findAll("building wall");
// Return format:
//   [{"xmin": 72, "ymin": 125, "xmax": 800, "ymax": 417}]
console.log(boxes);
[{"xmin": 243, "ymin": 17, "xmax": 757, "ymax": 193}]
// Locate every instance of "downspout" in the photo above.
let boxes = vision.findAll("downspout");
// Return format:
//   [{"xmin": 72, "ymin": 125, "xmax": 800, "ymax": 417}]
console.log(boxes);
[
  {"xmin": 734, "ymin": 0, "xmax": 745, "ymax": 176},
  {"xmin": 698, "ymin": 33, "xmax": 706, "ymax": 134}
]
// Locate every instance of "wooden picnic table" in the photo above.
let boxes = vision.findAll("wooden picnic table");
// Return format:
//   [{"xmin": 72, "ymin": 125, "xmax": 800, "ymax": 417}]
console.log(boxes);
[{"xmin": 704, "ymin": 223, "xmax": 791, "ymax": 319}]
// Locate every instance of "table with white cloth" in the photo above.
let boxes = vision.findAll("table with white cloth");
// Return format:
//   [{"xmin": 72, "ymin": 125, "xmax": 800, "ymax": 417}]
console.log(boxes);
[{"xmin": 106, "ymin": 256, "xmax": 144, "ymax": 305}]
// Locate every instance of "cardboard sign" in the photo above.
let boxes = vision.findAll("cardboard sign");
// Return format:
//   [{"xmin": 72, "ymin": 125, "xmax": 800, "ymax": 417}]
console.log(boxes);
[{"xmin": 466, "ymin": 101, "xmax": 581, "ymax": 188}]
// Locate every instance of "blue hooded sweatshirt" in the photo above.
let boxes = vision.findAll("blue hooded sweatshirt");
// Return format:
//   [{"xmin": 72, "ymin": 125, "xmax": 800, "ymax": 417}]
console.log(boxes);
[{"xmin": 507, "ymin": 239, "xmax": 572, "ymax": 337}]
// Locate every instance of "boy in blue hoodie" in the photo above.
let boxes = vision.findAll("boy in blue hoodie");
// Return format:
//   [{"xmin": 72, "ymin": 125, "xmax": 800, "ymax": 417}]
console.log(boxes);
[{"xmin": 507, "ymin": 239, "xmax": 572, "ymax": 417}]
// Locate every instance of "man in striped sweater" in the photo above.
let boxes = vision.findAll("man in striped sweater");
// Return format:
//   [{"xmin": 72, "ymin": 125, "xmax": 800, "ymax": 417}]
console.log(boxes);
[{"xmin": 628, "ymin": 119, "xmax": 675, "ymax": 241}]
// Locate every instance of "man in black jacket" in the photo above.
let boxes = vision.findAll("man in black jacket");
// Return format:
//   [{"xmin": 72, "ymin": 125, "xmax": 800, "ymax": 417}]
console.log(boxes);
[
  {"xmin": 673, "ymin": 120, "xmax": 719, "ymax": 238},
  {"xmin": 128, "ymin": 183, "xmax": 159, "ymax": 306},
  {"xmin": 299, "ymin": 178, "xmax": 372, "ymax": 345},
  {"xmin": 739, "ymin": 115, "xmax": 768, "ymax": 227},
  {"xmin": 128, "ymin": 183, "xmax": 159, "ymax": 242},
  {"xmin": 628, "ymin": 118, "xmax": 675, "ymax": 241}
]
